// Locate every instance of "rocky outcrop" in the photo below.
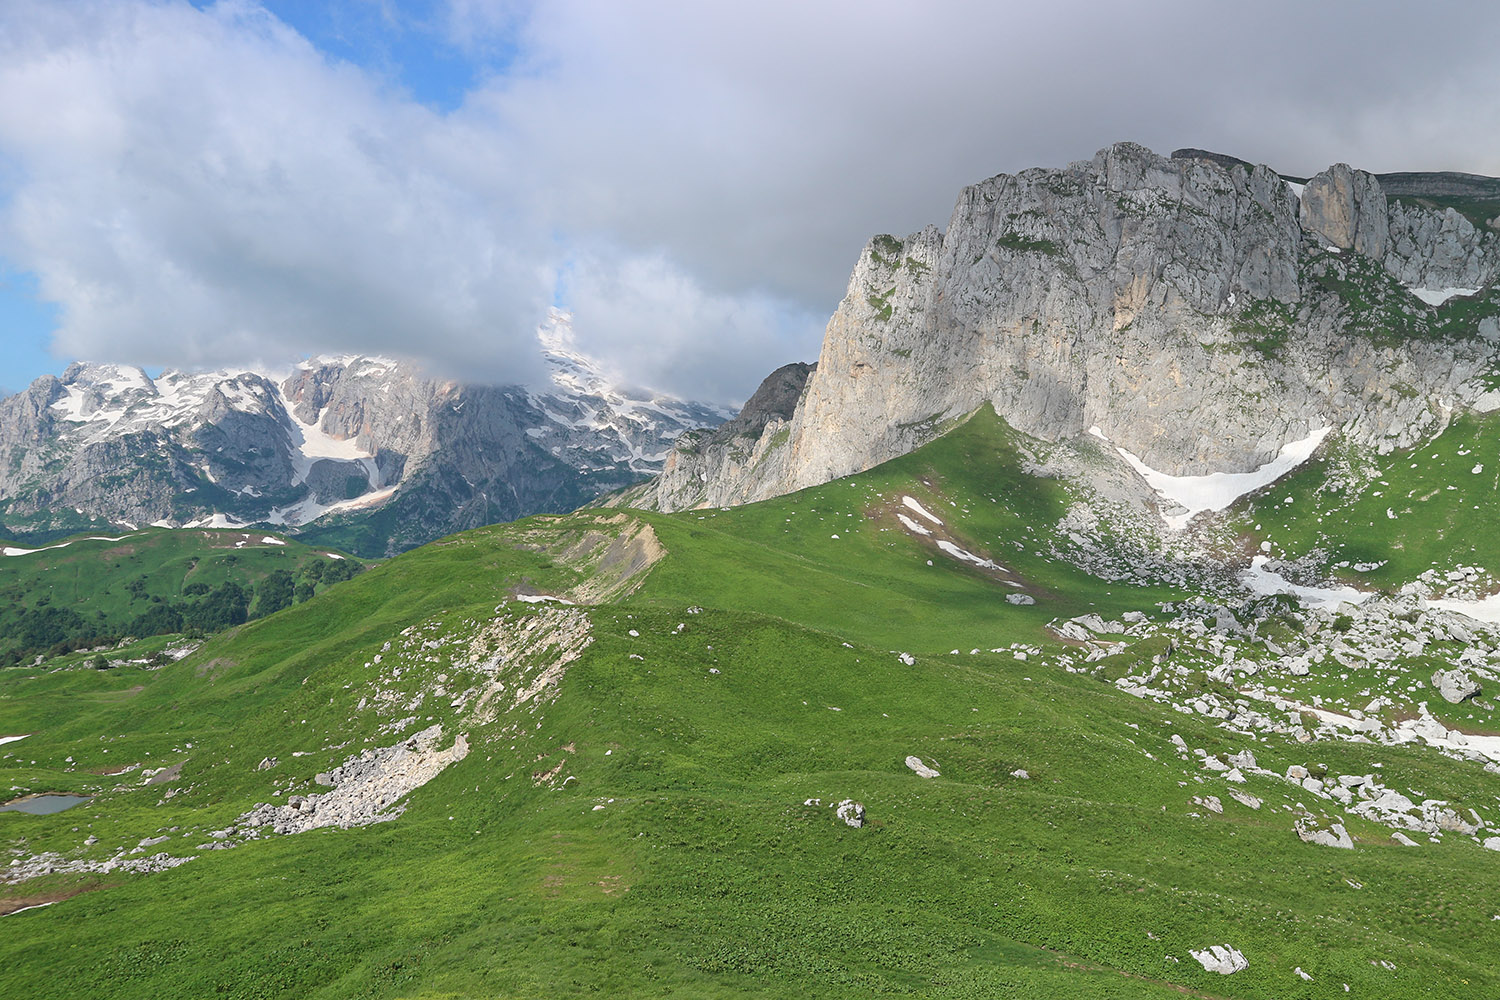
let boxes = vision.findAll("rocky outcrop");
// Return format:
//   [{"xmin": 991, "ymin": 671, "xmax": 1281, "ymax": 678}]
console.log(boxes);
[
  {"xmin": 1431, "ymin": 668, "xmax": 1481, "ymax": 704},
  {"xmin": 638, "ymin": 362, "xmax": 813, "ymax": 510},
  {"xmin": 1300, "ymin": 162, "xmax": 1389, "ymax": 259},
  {"xmin": 634, "ymin": 142, "xmax": 1500, "ymax": 513}
]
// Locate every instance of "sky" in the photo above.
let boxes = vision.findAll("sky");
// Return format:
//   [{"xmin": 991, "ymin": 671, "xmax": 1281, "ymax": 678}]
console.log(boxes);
[{"xmin": 3, "ymin": 0, "xmax": 1500, "ymax": 403}]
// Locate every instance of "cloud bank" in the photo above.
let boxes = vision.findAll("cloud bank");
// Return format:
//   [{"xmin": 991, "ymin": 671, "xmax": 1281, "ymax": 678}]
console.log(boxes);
[{"xmin": 3, "ymin": 0, "xmax": 1500, "ymax": 403}]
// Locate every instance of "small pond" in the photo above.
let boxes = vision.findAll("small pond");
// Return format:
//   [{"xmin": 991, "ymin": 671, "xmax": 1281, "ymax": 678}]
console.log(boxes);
[{"xmin": 0, "ymin": 794, "xmax": 91, "ymax": 815}]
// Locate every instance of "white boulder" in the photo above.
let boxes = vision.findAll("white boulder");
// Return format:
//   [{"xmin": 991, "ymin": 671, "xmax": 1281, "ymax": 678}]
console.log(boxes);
[
  {"xmin": 905, "ymin": 755, "xmax": 940, "ymax": 778},
  {"xmin": 1189, "ymin": 944, "xmax": 1248, "ymax": 975}
]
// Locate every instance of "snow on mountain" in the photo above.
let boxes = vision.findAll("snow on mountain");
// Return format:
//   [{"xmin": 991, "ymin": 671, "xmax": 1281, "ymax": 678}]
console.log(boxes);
[
  {"xmin": 0, "ymin": 322, "xmax": 728, "ymax": 554},
  {"xmin": 1097, "ymin": 425, "xmax": 1334, "ymax": 531},
  {"xmin": 529, "ymin": 309, "xmax": 734, "ymax": 473}
]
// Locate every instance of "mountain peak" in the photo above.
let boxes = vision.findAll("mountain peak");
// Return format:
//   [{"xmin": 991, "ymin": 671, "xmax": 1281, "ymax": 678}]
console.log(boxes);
[
  {"xmin": 0, "ymin": 337, "xmax": 729, "ymax": 554},
  {"xmin": 638, "ymin": 143, "xmax": 1500, "ymax": 515}
]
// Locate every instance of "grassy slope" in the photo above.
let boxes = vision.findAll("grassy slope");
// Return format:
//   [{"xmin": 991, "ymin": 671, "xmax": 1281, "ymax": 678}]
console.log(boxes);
[
  {"xmin": 633, "ymin": 408, "xmax": 1178, "ymax": 649},
  {"xmin": 0, "ymin": 412, "xmax": 1496, "ymax": 998},
  {"xmin": 1224, "ymin": 409, "xmax": 1500, "ymax": 590},
  {"xmin": 0, "ymin": 528, "xmax": 364, "ymax": 658}
]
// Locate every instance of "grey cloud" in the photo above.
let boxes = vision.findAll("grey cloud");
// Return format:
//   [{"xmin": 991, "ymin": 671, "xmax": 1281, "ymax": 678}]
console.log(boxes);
[{"xmin": 5, "ymin": 0, "xmax": 1500, "ymax": 404}]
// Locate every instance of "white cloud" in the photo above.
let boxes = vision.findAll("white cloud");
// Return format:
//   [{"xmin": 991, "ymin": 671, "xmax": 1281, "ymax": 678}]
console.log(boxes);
[
  {"xmin": 0, "ymin": 0, "xmax": 553, "ymax": 385},
  {"xmin": 560, "ymin": 249, "xmax": 823, "ymax": 404},
  {"xmin": 6, "ymin": 0, "xmax": 1500, "ymax": 404}
]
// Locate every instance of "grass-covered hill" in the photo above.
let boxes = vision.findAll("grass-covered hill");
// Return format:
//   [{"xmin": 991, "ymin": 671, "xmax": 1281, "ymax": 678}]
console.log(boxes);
[
  {"xmin": 1, "ymin": 409, "xmax": 1497, "ymax": 999},
  {"xmin": 0, "ymin": 529, "xmax": 363, "ymax": 666},
  {"xmin": 1214, "ymin": 407, "xmax": 1500, "ymax": 607}
]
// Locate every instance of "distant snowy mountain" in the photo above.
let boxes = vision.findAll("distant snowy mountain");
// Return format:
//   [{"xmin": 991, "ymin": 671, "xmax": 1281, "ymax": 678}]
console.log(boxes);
[{"xmin": 0, "ymin": 311, "xmax": 730, "ymax": 555}]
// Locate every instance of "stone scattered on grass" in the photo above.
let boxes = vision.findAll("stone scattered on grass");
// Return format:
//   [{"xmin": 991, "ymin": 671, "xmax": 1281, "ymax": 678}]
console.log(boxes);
[
  {"xmin": 1189, "ymin": 944, "xmax": 1248, "ymax": 975},
  {"xmin": 1295, "ymin": 817, "xmax": 1354, "ymax": 849},
  {"xmin": 238, "ymin": 725, "xmax": 469, "ymax": 836},
  {"xmin": 905, "ymin": 756, "xmax": 940, "ymax": 778}
]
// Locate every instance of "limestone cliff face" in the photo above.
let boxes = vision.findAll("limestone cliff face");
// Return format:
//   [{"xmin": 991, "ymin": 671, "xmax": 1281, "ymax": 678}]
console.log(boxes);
[
  {"xmin": 646, "ymin": 362, "xmax": 813, "ymax": 511},
  {"xmin": 640, "ymin": 142, "xmax": 1500, "ymax": 511}
]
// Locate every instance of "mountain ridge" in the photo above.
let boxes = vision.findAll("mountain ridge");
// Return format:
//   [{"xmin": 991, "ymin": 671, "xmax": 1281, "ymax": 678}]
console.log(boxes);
[
  {"xmin": 635, "ymin": 141, "xmax": 1500, "ymax": 516},
  {"xmin": 0, "ymin": 310, "xmax": 730, "ymax": 555}
]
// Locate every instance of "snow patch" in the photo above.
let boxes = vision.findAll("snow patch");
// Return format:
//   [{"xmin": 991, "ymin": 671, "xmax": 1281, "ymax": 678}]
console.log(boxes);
[
  {"xmin": 1392, "ymin": 712, "xmax": 1500, "ymax": 762},
  {"xmin": 1241, "ymin": 556, "xmax": 1369, "ymax": 610},
  {"xmin": 4, "ymin": 901, "xmax": 55, "ymax": 916},
  {"xmin": 3, "ymin": 534, "xmax": 140, "ymax": 557},
  {"xmin": 1115, "ymin": 427, "xmax": 1332, "ymax": 530},
  {"xmin": 901, "ymin": 496, "xmax": 943, "ymax": 525},
  {"xmin": 1409, "ymin": 286, "xmax": 1481, "ymax": 307},
  {"xmin": 274, "ymin": 385, "xmax": 379, "ymax": 489},
  {"xmin": 1429, "ymin": 593, "xmax": 1500, "ymax": 624},
  {"xmin": 936, "ymin": 540, "xmax": 1003, "ymax": 571},
  {"xmin": 0, "ymin": 735, "xmax": 30, "ymax": 747},
  {"xmin": 182, "ymin": 513, "xmax": 248, "ymax": 529},
  {"xmin": 896, "ymin": 513, "xmax": 931, "ymax": 536},
  {"xmin": 267, "ymin": 484, "xmax": 399, "ymax": 527}
]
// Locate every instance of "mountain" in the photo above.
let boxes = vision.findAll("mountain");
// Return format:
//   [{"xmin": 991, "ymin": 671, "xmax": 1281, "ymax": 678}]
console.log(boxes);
[
  {"xmin": 0, "ymin": 310, "xmax": 730, "ymax": 556},
  {"xmin": 8, "ymin": 142, "xmax": 1500, "ymax": 997},
  {"xmin": 638, "ymin": 142, "xmax": 1500, "ymax": 515}
]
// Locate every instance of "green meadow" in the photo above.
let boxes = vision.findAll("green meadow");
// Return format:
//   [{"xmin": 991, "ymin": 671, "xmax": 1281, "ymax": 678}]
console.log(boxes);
[{"xmin": 1, "ymin": 410, "xmax": 1496, "ymax": 999}]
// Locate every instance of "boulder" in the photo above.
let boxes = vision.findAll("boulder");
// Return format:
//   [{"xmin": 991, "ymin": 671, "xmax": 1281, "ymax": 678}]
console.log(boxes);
[
  {"xmin": 1073, "ymin": 614, "xmax": 1110, "ymax": 633},
  {"xmin": 1295, "ymin": 818, "xmax": 1354, "ymax": 849},
  {"xmin": 1228, "ymin": 790, "xmax": 1263, "ymax": 810},
  {"xmin": 1189, "ymin": 944, "xmax": 1249, "ymax": 975},
  {"xmin": 904, "ymin": 756, "xmax": 940, "ymax": 779},
  {"xmin": 1431, "ymin": 669, "xmax": 1480, "ymax": 704},
  {"xmin": 835, "ymin": 799, "xmax": 865, "ymax": 828}
]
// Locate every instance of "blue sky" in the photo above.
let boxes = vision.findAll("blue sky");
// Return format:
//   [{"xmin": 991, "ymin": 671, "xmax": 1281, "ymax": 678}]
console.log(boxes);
[
  {"xmin": 4, "ymin": 0, "xmax": 1500, "ymax": 403},
  {"xmin": 249, "ymin": 0, "xmax": 487, "ymax": 111},
  {"xmin": 0, "ymin": 268, "xmax": 57, "ymax": 396}
]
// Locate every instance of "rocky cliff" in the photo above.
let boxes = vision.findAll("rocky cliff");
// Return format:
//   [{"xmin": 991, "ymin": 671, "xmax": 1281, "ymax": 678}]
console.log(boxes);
[
  {"xmin": 621, "ymin": 362, "xmax": 813, "ymax": 511},
  {"xmin": 640, "ymin": 142, "xmax": 1500, "ymax": 512},
  {"xmin": 0, "ymin": 311, "xmax": 728, "ymax": 555}
]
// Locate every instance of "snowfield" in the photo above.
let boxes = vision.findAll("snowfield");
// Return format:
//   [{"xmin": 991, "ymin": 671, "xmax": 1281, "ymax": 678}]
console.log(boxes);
[{"xmin": 1106, "ymin": 427, "xmax": 1332, "ymax": 530}]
